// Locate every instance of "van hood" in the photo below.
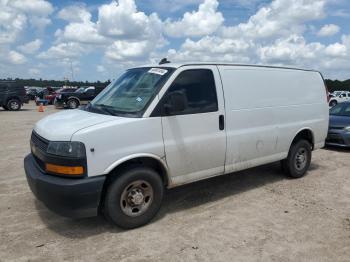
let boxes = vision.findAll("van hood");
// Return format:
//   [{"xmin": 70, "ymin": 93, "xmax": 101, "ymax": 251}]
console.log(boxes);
[{"xmin": 34, "ymin": 109, "xmax": 117, "ymax": 141}]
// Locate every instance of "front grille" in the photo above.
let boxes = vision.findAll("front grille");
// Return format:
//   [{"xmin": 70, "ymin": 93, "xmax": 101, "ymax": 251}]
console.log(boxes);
[{"xmin": 31, "ymin": 131, "xmax": 49, "ymax": 152}]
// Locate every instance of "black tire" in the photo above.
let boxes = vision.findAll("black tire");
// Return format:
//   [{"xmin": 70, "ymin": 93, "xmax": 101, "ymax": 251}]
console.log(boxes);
[
  {"xmin": 282, "ymin": 139, "xmax": 312, "ymax": 178},
  {"xmin": 103, "ymin": 167, "xmax": 164, "ymax": 229},
  {"xmin": 7, "ymin": 99, "xmax": 21, "ymax": 111},
  {"xmin": 67, "ymin": 98, "xmax": 79, "ymax": 109},
  {"xmin": 329, "ymin": 100, "xmax": 337, "ymax": 107},
  {"xmin": 2, "ymin": 105, "xmax": 9, "ymax": 110}
]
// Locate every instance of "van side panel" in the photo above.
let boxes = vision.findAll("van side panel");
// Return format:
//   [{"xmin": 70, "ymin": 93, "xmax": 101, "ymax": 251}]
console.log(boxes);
[{"xmin": 218, "ymin": 66, "xmax": 328, "ymax": 174}]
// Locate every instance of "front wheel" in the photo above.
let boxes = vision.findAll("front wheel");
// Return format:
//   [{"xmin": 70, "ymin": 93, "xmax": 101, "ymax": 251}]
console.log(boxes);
[
  {"xmin": 103, "ymin": 167, "xmax": 164, "ymax": 229},
  {"xmin": 67, "ymin": 98, "xmax": 79, "ymax": 109},
  {"xmin": 282, "ymin": 139, "xmax": 312, "ymax": 178},
  {"xmin": 7, "ymin": 99, "xmax": 21, "ymax": 111}
]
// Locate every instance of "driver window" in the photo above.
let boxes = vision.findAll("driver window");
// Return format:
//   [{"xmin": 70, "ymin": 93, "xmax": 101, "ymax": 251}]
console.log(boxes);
[{"xmin": 163, "ymin": 69, "xmax": 218, "ymax": 115}]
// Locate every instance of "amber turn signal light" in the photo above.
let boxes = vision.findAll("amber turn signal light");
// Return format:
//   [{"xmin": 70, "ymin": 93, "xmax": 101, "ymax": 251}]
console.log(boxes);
[{"xmin": 45, "ymin": 163, "xmax": 84, "ymax": 176}]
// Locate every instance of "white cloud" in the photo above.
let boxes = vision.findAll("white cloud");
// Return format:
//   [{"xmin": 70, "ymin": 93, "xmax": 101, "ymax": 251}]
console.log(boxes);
[
  {"xmin": 17, "ymin": 39, "xmax": 42, "ymax": 54},
  {"xmin": 317, "ymin": 24, "xmax": 340, "ymax": 37},
  {"xmin": 8, "ymin": 0, "xmax": 53, "ymax": 16},
  {"xmin": 168, "ymin": 36, "xmax": 252, "ymax": 62},
  {"xmin": 221, "ymin": 0, "xmax": 326, "ymax": 39},
  {"xmin": 105, "ymin": 40, "xmax": 153, "ymax": 61},
  {"xmin": 0, "ymin": 0, "xmax": 52, "ymax": 46},
  {"xmin": 59, "ymin": 21, "xmax": 107, "ymax": 45},
  {"xmin": 325, "ymin": 43, "xmax": 347, "ymax": 57},
  {"xmin": 38, "ymin": 42, "xmax": 87, "ymax": 59},
  {"xmin": 97, "ymin": 0, "xmax": 163, "ymax": 41},
  {"xmin": 0, "ymin": 5, "xmax": 27, "ymax": 44},
  {"xmin": 258, "ymin": 35, "xmax": 324, "ymax": 64},
  {"xmin": 52, "ymin": 0, "xmax": 166, "ymax": 63},
  {"xmin": 8, "ymin": 50, "xmax": 27, "ymax": 64},
  {"xmin": 164, "ymin": 0, "xmax": 224, "ymax": 37},
  {"xmin": 97, "ymin": 65, "xmax": 106, "ymax": 73},
  {"xmin": 57, "ymin": 4, "xmax": 92, "ymax": 23},
  {"xmin": 28, "ymin": 68, "xmax": 40, "ymax": 75}
]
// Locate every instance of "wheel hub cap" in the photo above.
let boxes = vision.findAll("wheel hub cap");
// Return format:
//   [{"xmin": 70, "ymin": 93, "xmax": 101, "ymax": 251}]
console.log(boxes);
[
  {"xmin": 295, "ymin": 147, "xmax": 307, "ymax": 171},
  {"xmin": 128, "ymin": 189, "xmax": 144, "ymax": 206},
  {"xmin": 120, "ymin": 180, "xmax": 154, "ymax": 217}
]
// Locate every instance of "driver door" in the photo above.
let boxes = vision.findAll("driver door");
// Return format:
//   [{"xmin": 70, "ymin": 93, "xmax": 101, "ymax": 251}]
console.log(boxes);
[{"xmin": 154, "ymin": 66, "xmax": 227, "ymax": 185}]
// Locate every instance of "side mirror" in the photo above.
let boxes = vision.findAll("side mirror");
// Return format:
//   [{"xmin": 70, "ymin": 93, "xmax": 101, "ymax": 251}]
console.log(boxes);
[{"xmin": 162, "ymin": 91, "xmax": 187, "ymax": 115}]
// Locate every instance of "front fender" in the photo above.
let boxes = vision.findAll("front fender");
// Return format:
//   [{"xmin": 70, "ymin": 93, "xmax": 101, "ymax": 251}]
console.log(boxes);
[{"xmin": 103, "ymin": 153, "xmax": 169, "ymax": 175}]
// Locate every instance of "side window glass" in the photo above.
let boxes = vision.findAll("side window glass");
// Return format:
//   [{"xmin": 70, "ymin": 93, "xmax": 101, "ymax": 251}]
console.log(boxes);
[{"xmin": 162, "ymin": 69, "xmax": 218, "ymax": 115}]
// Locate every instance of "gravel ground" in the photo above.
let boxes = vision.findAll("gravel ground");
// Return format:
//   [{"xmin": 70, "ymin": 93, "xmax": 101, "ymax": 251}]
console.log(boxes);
[{"xmin": 0, "ymin": 102, "xmax": 349, "ymax": 262}]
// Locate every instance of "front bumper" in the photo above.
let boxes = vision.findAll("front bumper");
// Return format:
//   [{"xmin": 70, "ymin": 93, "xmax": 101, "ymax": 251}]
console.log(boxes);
[
  {"xmin": 24, "ymin": 154, "xmax": 106, "ymax": 218},
  {"xmin": 326, "ymin": 129, "xmax": 350, "ymax": 148}
]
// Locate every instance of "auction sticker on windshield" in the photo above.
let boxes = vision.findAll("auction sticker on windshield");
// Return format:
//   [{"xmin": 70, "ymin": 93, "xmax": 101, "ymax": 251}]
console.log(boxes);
[{"xmin": 148, "ymin": 68, "xmax": 168, "ymax": 75}]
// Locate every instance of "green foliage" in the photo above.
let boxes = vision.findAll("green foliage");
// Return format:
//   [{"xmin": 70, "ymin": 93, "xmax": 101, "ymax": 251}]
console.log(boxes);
[
  {"xmin": 325, "ymin": 79, "xmax": 350, "ymax": 92},
  {"xmin": 1, "ymin": 78, "xmax": 111, "ymax": 89},
  {"xmin": 2, "ymin": 77, "xmax": 350, "ymax": 92}
]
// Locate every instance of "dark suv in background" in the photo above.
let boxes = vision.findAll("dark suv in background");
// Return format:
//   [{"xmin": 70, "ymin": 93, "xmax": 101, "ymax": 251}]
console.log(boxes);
[
  {"xmin": 54, "ymin": 86, "xmax": 104, "ymax": 109},
  {"xmin": 0, "ymin": 81, "xmax": 29, "ymax": 111}
]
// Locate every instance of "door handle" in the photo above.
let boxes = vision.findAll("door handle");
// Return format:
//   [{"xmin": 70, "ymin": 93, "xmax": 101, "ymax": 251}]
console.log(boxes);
[{"xmin": 219, "ymin": 115, "xmax": 224, "ymax": 130}]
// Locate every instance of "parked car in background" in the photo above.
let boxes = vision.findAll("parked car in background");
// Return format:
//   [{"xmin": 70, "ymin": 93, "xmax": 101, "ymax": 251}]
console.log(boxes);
[
  {"xmin": 329, "ymin": 91, "xmax": 350, "ymax": 107},
  {"xmin": 36, "ymin": 87, "xmax": 56, "ymax": 100},
  {"xmin": 27, "ymin": 87, "xmax": 41, "ymax": 100},
  {"xmin": 0, "ymin": 80, "xmax": 29, "ymax": 111},
  {"xmin": 332, "ymin": 91, "xmax": 347, "ymax": 97},
  {"xmin": 24, "ymin": 62, "xmax": 329, "ymax": 229},
  {"xmin": 326, "ymin": 102, "xmax": 350, "ymax": 147},
  {"xmin": 54, "ymin": 86, "xmax": 103, "ymax": 109},
  {"xmin": 44, "ymin": 87, "xmax": 77, "ymax": 105}
]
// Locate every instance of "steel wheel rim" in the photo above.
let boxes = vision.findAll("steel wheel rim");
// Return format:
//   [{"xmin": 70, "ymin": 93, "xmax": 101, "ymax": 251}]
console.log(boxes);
[
  {"xmin": 294, "ymin": 147, "xmax": 307, "ymax": 171},
  {"xmin": 10, "ymin": 101, "xmax": 19, "ymax": 110},
  {"xmin": 120, "ymin": 180, "xmax": 154, "ymax": 217},
  {"xmin": 69, "ymin": 100, "xmax": 77, "ymax": 108}
]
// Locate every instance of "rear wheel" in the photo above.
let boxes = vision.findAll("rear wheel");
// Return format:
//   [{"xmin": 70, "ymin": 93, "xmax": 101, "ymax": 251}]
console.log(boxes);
[
  {"xmin": 103, "ymin": 167, "xmax": 164, "ymax": 229},
  {"xmin": 67, "ymin": 98, "xmax": 79, "ymax": 109},
  {"xmin": 7, "ymin": 99, "xmax": 21, "ymax": 111},
  {"xmin": 282, "ymin": 139, "xmax": 311, "ymax": 178}
]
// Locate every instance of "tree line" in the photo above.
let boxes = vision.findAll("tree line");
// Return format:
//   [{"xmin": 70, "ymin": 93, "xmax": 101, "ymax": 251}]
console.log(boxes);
[
  {"xmin": 1, "ymin": 77, "xmax": 350, "ymax": 92},
  {"xmin": 325, "ymin": 79, "xmax": 350, "ymax": 92},
  {"xmin": 1, "ymin": 78, "xmax": 111, "ymax": 89}
]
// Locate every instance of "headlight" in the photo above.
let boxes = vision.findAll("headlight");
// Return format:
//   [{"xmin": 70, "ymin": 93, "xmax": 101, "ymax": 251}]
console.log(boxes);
[
  {"xmin": 344, "ymin": 126, "xmax": 350, "ymax": 132},
  {"xmin": 47, "ymin": 141, "xmax": 86, "ymax": 158},
  {"xmin": 58, "ymin": 94, "xmax": 62, "ymax": 99}
]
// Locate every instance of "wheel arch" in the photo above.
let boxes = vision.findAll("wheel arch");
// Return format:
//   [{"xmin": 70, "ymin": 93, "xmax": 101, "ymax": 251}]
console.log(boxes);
[
  {"xmin": 67, "ymin": 96, "xmax": 80, "ymax": 103},
  {"xmin": 6, "ymin": 96, "xmax": 21, "ymax": 103},
  {"xmin": 290, "ymin": 128, "xmax": 315, "ymax": 150},
  {"xmin": 103, "ymin": 153, "xmax": 170, "ymax": 187}
]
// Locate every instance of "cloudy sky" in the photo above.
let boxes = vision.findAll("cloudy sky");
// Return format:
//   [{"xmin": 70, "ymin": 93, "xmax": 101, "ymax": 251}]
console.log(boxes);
[{"xmin": 1, "ymin": 0, "xmax": 350, "ymax": 81}]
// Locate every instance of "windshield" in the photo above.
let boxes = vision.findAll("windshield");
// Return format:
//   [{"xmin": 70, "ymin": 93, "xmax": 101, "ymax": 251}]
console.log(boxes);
[
  {"xmin": 88, "ymin": 67, "xmax": 174, "ymax": 117},
  {"xmin": 330, "ymin": 103, "xmax": 350, "ymax": 117},
  {"xmin": 76, "ymin": 87, "xmax": 87, "ymax": 93}
]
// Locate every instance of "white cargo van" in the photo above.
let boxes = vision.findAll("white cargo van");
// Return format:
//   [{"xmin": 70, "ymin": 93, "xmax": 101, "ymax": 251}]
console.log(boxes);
[{"xmin": 24, "ymin": 62, "xmax": 329, "ymax": 228}]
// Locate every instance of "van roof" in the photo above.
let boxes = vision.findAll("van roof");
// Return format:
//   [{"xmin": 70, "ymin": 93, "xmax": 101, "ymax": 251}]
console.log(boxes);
[{"xmin": 136, "ymin": 62, "xmax": 318, "ymax": 73}]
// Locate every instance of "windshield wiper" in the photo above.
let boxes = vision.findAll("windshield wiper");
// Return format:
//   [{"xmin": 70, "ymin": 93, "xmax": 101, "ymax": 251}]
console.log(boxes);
[{"xmin": 93, "ymin": 104, "xmax": 116, "ymax": 116}]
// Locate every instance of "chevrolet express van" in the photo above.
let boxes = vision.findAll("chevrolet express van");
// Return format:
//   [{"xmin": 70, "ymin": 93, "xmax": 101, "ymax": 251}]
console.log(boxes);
[{"xmin": 24, "ymin": 62, "xmax": 329, "ymax": 228}]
